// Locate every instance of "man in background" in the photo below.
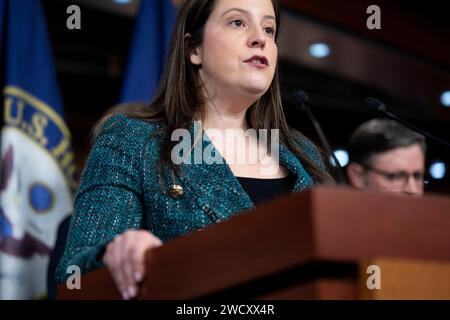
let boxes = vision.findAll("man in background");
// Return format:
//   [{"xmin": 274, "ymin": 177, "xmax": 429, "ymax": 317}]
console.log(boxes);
[{"xmin": 346, "ymin": 118, "xmax": 426, "ymax": 196}]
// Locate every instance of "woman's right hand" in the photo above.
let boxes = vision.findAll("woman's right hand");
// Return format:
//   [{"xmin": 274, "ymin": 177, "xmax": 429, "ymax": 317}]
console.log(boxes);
[{"xmin": 102, "ymin": 230, "xmax": 163, "ymax": 300}]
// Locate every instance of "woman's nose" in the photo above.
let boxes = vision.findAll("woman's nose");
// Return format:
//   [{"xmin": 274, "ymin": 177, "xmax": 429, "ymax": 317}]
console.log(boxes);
[{"xmin": 247, "ymin": 27, "xmax": 266, "ymax": 49}]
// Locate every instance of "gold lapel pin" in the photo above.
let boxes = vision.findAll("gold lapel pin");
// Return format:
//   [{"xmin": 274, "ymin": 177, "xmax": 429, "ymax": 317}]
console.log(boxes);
[{"xmin": 168, "ymin": 184, "xmax": 184, "ymax": 199}]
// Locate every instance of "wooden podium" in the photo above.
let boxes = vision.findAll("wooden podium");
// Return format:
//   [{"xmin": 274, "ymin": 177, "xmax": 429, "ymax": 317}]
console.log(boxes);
[{"xmin": 58, "ymin": 187, "xmax": 450, "ymax": 300}]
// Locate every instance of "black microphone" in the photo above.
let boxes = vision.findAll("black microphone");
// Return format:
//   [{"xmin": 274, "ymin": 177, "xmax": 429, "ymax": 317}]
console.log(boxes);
[
  {"xmin": 364, "ymin": 97, "xmax": 450, "ymax": 149},
  {"xmin": 293, "ymin": 90, "xmax": 346, "ymax": 184}
]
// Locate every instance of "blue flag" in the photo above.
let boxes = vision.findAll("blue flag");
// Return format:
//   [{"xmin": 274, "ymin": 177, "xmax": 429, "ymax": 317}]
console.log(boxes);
[
  {"xmin": 0, "ymin": 0, "xmax": 5, "ymax": 53},
  {"xmin": 0, "ymin": 0, "xmax": 76, "ymax": 299},
  {"xmin": 120, "ymin": 0, "xmax": 178, "ymax": 103}
]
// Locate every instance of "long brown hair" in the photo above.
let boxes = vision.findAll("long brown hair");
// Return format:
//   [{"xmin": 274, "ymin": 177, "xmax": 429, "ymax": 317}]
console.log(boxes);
[{"xmin": 95, "ymin": 0, "xmax": 334, "ymax": 184}]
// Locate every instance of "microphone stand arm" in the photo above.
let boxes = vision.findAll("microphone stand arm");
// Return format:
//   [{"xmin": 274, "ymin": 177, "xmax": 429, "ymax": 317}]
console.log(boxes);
[{"xmin": 382, "ymin": 111, "xmax": 450, "ymax": 149}]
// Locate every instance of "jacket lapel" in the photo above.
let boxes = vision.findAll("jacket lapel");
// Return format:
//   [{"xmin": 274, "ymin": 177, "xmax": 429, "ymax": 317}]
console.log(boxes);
[
  {"xmin": 177, "ymin": 123, "xmax": 254, "ymax": 223},
  {"xmin": 278, "ymin": 142, "xmax": 314, "ymax": 192},
  {"xmin": 176, "ymin": 123, "xmax": 313, "ymax": 223}
]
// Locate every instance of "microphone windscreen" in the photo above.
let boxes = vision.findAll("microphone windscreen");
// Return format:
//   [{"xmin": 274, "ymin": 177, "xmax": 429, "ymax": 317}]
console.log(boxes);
[
  {"xmin": 294, "ymin": 90, "xmax": 310, "ymax": 105},
  {"xmin": 365, "ymin": 97, "xmax": 386, "ymax": 113}
]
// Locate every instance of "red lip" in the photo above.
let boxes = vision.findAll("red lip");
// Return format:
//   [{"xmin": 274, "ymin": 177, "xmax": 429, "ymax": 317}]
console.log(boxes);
[{"xmin": 244, "ymin": 55, "xmax": 269, "ymax": 67}]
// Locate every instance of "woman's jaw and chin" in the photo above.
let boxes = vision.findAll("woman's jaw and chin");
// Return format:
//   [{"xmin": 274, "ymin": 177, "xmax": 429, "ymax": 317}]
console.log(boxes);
[{"xmin": 197, "ymin": 67, "xmax": 274, "ymax": 113}]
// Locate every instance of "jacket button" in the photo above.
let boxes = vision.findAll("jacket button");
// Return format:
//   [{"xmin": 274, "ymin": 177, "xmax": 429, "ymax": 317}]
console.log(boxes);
[{"xmin": 168, "ymin": 184, "xmax": 184, "ymax": 199}]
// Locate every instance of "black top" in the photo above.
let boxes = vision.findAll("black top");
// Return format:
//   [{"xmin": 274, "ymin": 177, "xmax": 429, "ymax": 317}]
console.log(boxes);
[{"xmin": 237, "ymin": 174, "xmax": 297, "ymax": 206}]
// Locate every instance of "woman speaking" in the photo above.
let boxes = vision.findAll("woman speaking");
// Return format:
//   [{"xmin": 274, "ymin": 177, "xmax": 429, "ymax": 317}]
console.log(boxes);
[{"xmin": 56, "ymin": 0, "xmax": 333, "ymax": 299}]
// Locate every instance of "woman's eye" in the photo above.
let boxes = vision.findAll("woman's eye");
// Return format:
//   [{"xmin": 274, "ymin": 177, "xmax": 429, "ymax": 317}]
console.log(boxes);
[
  {"xmin": 264, "ymin": 27, "xmax": 275, "ymax": 35},
  {"xmin": 230, "ymin": 19, "xmax": 244, "ymax": 27}
]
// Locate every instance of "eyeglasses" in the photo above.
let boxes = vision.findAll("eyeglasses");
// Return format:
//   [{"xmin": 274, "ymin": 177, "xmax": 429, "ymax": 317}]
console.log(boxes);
[{"xmin": 364, "ymin": 166, "xmax": 424, "ymax": 187}]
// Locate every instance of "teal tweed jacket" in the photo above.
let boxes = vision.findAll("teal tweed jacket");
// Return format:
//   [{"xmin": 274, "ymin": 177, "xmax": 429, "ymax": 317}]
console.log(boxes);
[{"xmin": 56, "ymin": 113, "xmax": 324, "ymax": 283}]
